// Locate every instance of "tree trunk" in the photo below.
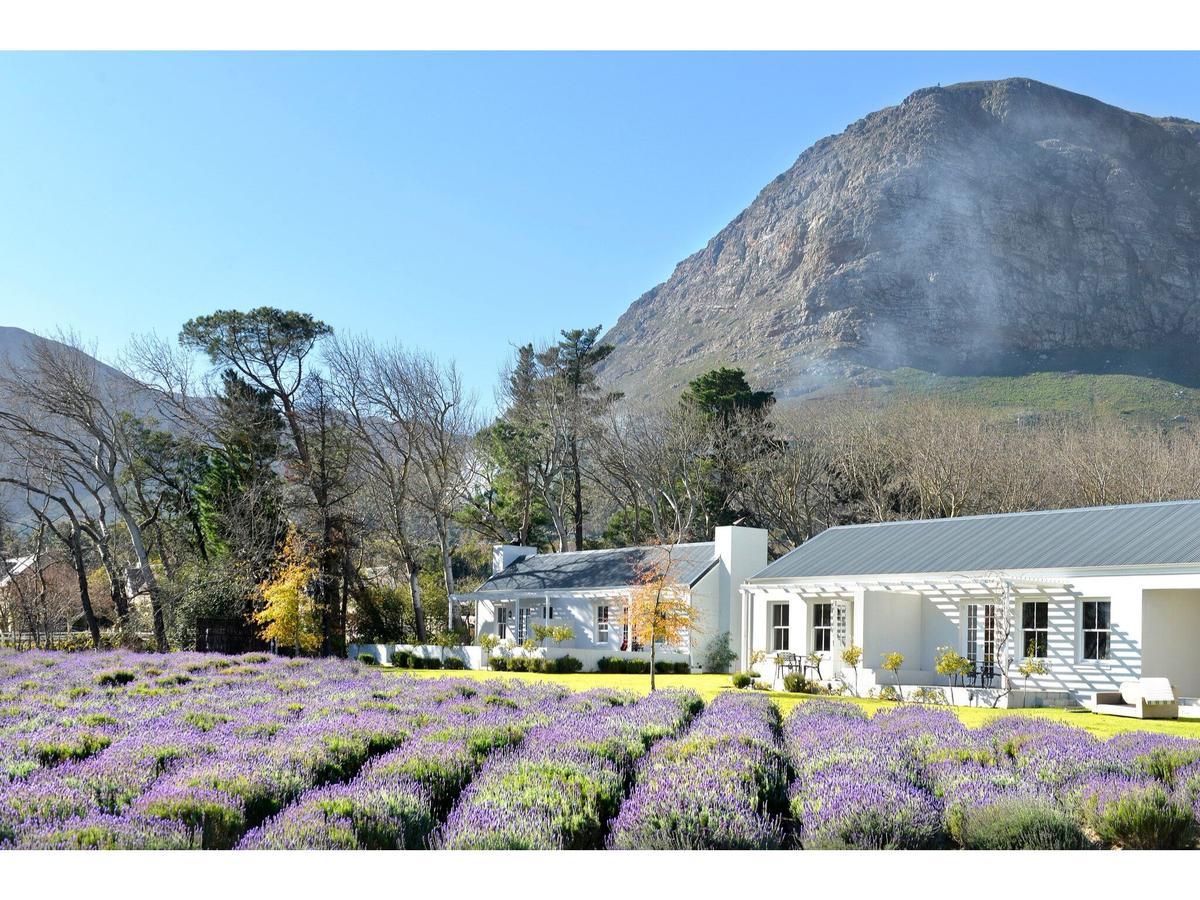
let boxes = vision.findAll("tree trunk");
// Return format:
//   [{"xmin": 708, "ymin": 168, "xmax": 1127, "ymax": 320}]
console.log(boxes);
[
  {"xmin": 439, "ymin": 528, "xmax": 456, "ymax": 633},
  {"xmin": 406, "ymin": 559, "xmax": 428, "ymax": 643},
  {"xmin": 70, "ymin": 529, "xmax": 101, "ymax": 649},
  {"xmin": 650, "ymin": 640, "xmax": 656, "ymax": 692},
  {"xmin": 112, "ymin": 493, "xmax": 168, "ymax": 652},
  {"xmin": 570, "ymin": 435, "xmax": 584, "ymax": 551}
]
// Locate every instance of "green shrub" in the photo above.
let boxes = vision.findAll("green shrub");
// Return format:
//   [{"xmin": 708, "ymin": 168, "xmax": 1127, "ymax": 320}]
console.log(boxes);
[
  {"xmin": 703, "ymin": 631, "xmax": 736, "ymax": 674},
  {"xmin": 554, "ymin": 655, "xmax": 584, "ymax": 674},
  {"xmin": 424, "ymin": 658, "xmax": 444, "ymax": 670},
  {"xmin": 596, "ymin": 657, "xmax": 623, "ymax": 674},
  {"xmin": 947, "ymin": 797, "xmax": 1088, "ymax": 850},
  {"xmin": 357, "ymin": 653, "xmax": 378, "ymax": 666},
  {"xmin": 672, "ymin": 662, "xmax": 691, "ymax": 675},
  {"xmin": 625, "ymin": 659, "xmax": 651, "ymax": 675},
  {"xmin": 443, "ymin": 658, "xmax": 465, "ymax": 670},
  {"xmin": 507, "ymin": 657, "xmax": 529, "ymax": 672},
  {"xmin": 142, "ymin": 793, "xmax": 246, "ymax": 850},
  {"xmin": 783, "ymin": 674, "xmax": 826, "ymax": 694},
  {"xmin": 1086, "ymin": 785, "xmax": 1196, "ymax": 849},
  {"xmin": 654, "ymin": 660, "xmax": 673, "ymax": 675},
  {"xmin": 490, "ymin": 656, "xmax": 509, "ymax": 671},
  {"xmin": 393, "ymin": 651, "xmax": 413, "ymax": 668},
  {"xmin": 94, "ymin": 670, "xmax": 136, "ymax": 687},
  {"xmin": 732, "ymin": 672, "xmax": 753, "ymax": 689}
]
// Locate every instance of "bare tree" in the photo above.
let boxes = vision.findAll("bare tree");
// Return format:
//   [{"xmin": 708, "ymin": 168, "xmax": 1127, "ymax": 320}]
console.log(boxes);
[{"xmin": 0, "ymin": 332, "xmax": 170, "ymax": 649}]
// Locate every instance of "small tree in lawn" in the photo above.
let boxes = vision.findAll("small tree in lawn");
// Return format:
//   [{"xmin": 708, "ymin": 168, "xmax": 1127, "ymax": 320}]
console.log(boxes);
[
  {"xmin": 935, "ymin": 646, "xmax": 972, "ymax": 688},
  {"xmin": 840, "ymin": 643, "xmax": 863, "ymax": 697},
  {"xmin": 479, "ymin": 633, "xmax": 499, "ymax": 664},
  {"xmin": 255, "ymin": 527, "xmax": 321, "ymax": 656},
  {"xmin": 626, "ymin": 546, "xmax": 700, "ymax": 691},
  {"xmin": 1016, "ymin": 653, "xmax": 1049, "ymax": 709},
  {"xmin": 882, "ymin": 651, "xmax": 905, "ymax": 701}
]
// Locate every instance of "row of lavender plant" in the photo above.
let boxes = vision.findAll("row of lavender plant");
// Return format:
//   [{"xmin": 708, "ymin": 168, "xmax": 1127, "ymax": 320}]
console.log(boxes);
[
  {"xmin": 784, "ymin": 699, "xmax": 1200, "ymax": 849},
  {"xmin": 238, "ymin": 688, "xmax": 619, "ymax": 849},
  {"xmin": 434, "ymin": 689, "xmax": 703, "ymax": 849},
  {"xmin": 0, "ymin": 650, "xmax": 575, "ymax": 849},
  {"xmin": 606, "ymin": 691, "xmax": 788, "ymax": 849}
]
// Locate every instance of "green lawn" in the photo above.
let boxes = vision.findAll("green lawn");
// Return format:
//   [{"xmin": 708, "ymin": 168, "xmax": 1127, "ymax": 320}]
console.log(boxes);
[{"xmin": 388, "ymin": 668, "xmax": 1200, "ymax": 739}]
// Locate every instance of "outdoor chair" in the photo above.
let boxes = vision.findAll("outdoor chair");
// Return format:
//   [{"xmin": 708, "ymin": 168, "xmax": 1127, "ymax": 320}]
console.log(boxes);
[
  {"xmin": 772, "ymin": 652, "xmax": 800, "ymax": 687},
  {"xmin": 1092, "ymin": 678, "xmax": 1179, "ymax": 720}
]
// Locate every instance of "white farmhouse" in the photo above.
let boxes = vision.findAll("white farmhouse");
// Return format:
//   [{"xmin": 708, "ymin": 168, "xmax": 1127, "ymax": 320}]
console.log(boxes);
[
  {"xmin": 468, "ymin": 526, "xmax": 767, "ymax": 670},
  {"xmin": 742, "ymin": 500, "xmax": 1200, "ymax": 708}
]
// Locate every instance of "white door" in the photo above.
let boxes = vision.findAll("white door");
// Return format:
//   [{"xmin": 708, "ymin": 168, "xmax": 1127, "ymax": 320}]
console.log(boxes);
[{"xmin": 964, "ymin": 603, "xmax": 997, "ymax": 674}]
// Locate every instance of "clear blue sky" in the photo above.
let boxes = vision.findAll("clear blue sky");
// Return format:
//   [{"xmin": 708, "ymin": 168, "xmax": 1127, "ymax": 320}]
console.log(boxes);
[{"xmin": 2, "ymin": 52, "xmax": 1199, "ymax": 403}]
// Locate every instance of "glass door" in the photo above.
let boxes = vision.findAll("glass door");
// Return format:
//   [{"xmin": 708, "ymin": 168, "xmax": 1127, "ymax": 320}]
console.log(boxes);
[{"xmin": 964, "ymin": 603, "xmax": 997, "ymax": 678}]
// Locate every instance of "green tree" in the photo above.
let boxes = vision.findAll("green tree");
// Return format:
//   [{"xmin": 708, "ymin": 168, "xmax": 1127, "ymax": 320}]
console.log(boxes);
[
  {"xmin": 538, "ymin": 327, "xmax": 618, "ymax": 550},
  {"xmin": 681, "ymin": 367, "xmax": 774, "ymax": 423},
  {"xmin": 180, "ymin": 308, "xmax": 351, "ymax": 655}
]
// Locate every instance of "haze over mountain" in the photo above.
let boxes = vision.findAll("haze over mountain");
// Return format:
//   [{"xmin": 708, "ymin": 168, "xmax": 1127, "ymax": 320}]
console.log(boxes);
[{"xmin": 599, "ymin": 78, "xmax": 1200, "ymax": 415}]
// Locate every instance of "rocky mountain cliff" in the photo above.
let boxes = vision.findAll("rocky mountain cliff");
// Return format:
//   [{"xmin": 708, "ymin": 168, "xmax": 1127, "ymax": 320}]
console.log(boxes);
[{"xmin": 600, "ymin": 78, "xmax": 1200, "ymax": 405}]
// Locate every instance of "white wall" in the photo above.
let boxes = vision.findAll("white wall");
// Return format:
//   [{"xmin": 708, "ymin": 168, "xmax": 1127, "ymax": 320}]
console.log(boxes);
[
  {"xmin": 747, "ymin": 571, "xmax": 1200, "ymax": 702},
  {"xmin": 716, "ymin": 525, "xmax": 767, "ymax": 662},
  {"xmin": 861, "ymin": 589, "xmax": 922, "ymax": 674},
  {"xmin": 1142, "ymin": 589, "xmax": 1200, "ymax": 696}
]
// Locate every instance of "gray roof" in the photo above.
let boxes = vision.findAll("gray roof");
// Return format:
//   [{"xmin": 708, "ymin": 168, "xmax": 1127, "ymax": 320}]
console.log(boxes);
[
  {"xmin": 475, "ymin": 542, "xmax": 718, "ymax": 593},
  {"xmin": 750, "ymin": 500, "xmax": 1200, "ymax": 581}
]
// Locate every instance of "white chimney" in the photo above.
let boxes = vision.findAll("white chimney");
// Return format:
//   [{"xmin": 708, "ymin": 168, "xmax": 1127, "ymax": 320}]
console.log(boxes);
[
  {"xmin": 493, "ymin": 544, "xmax": 537, "ymax": 576},
  {"xmin": 714, "ymin": 526, "xmax": 768, "ymax": 658}
]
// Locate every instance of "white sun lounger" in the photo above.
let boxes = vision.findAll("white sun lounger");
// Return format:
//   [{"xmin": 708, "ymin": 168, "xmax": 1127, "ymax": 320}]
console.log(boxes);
[{"xmin": 1092, "ymin": 678, "xmax": 1179, "ymax": 719}]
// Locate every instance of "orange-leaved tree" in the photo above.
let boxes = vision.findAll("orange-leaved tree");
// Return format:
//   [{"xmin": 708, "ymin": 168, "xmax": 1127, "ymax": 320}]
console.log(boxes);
[
  {"xmin": 255, "ymin": 527, "xmax": 321, "ymax": 655},
  {"xmin": 625, "ymin": 544, "xmax": 701, "ymax": 691}
]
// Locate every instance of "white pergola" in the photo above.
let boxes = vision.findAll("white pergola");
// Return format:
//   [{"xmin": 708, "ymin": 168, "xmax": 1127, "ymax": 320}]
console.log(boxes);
[{"xmin": 739, "ymin": 571, "xmax": 1076, "ymax": 673}]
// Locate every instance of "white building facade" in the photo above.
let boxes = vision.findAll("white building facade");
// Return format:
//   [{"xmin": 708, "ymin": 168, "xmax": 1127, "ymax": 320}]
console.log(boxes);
[
  {"xmin": 742, "ymin": 502, "xmax": 1200, "ymax": 706},
  {"xmin": 465, "ymin": 526, "xmax": 768, "ymax": 670}
]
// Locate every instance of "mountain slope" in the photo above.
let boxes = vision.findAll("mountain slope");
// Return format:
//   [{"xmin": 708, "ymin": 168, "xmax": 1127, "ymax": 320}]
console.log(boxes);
[{"xmin": 599, "ymin": 78, "xmax": 1200, "ymax": 408}]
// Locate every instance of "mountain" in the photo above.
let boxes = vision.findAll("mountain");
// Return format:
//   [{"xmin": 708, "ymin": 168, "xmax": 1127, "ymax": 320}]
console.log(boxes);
[
  {"xmin": 599, "ymin": 78, "xmax": 1200, "ymax": 416},
  {"xmin": 0, "ymin": 326, "xmax": 144, "ymax": 407},
  {"xmin": 0, "ymin": 327, "xmax": 157, "ymax": 523}
]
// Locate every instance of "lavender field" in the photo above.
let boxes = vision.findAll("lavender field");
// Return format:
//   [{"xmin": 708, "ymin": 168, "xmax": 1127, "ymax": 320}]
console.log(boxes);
[{"xmin": 2, "ymin": 651, "xmax": 1200, "ymax": 849}]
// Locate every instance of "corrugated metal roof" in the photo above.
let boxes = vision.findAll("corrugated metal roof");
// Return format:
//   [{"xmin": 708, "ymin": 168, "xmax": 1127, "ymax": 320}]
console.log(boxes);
[
  {"xmin": 749, "ymin": 500, "xmax": 1200, "ymax": 581},
  {"xmin": 475, "ymin": 542, "xmax": 717, "ymax": 593}
]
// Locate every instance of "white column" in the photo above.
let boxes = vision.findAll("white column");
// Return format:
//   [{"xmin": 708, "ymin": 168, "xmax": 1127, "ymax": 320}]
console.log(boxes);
[{"xmin": 514, "ymin": 595, "xmax": 521, "ymax": 645}]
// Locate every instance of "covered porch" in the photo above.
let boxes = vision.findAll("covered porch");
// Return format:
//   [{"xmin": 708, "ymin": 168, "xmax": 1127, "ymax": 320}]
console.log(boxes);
[{"xmin": 743, "ymin": 573, "xmax": 1081, "ymax": 707}]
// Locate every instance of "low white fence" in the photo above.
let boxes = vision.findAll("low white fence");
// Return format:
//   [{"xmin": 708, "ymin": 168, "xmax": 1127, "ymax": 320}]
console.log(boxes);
[{"xmin": 349, "ymin": 642, "xmax": 691, "ymax": 672}]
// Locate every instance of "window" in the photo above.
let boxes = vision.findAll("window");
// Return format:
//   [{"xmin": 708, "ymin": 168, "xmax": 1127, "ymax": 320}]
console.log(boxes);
[
  {"xmin": 596, "ymin": 605, "xmax": 609, "ymax": 644},
  {"xmin": 770, "ymin": 604, "xmax": 790, "ymax": 651},
  {"xmin": 965, "ymin": 603, "xmax": 996, "ymax": 667},
  {"xmin": 812, "ymin": 602, "xmax": 832, "ymax": 652},
  {"xmin": 834, "ymin": 602, "xmax": 849, "ymax": 648},
  {"xmin": 620, "ymin": 608, "xmax": 642, "ymax": 651},
  {"xmin": 496, "ymin": 607, "xmax": 509, "ymax": 641},
  {"xmin": 1082, "ymin": 601, "xmax": 1111, "ymax": 661},
  {"xmin": 517, "ymin": 607, "xmax": 534, "ymax": 643},
  {"xmin": 542, "ymin": 605, "xmax": 554, "ymax": 620},
  {"xmin": 1022, "ymin": 601, "xmax": 1048, "ymax": 658}
]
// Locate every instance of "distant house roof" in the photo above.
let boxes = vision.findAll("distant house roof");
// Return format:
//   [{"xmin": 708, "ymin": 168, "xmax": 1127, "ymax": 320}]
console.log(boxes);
[
  {"xmin": 0, "ymin": 555, "xmax": 36, "ymax": 590},
  {"xmin": 474, "ymin": 542, "xmax": 719, "ymax": 593},
  {"xmin": 749, "ymin": 500, "xmax": 1200, "ymax": 582}
]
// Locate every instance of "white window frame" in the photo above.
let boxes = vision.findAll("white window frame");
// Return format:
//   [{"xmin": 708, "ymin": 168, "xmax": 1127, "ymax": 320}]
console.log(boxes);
[
  {"xmin": 1021, "ymin": 600, "xmax": 1049, "ymax": 660},
  {"xmin": 769, "ymin": 603, "xmax": 790, "ymax": 652},
  {"xmin": 833, "ymin": 601, "xmax": 850, "ymax": 650},
  {"xmin": 517, "ymin": 606, "xmax": 534, "ymax": 643},
  {"xmin": 1078, "ymin": 599, "xmax": 1113, "ymax": 663},
  {"xmin": 811, "ymin": 602, "xmax": 832, "ymax": 653},
  {"xmin": 595, "ymin": 605, "xmax": 610, "ymax": 645}
]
